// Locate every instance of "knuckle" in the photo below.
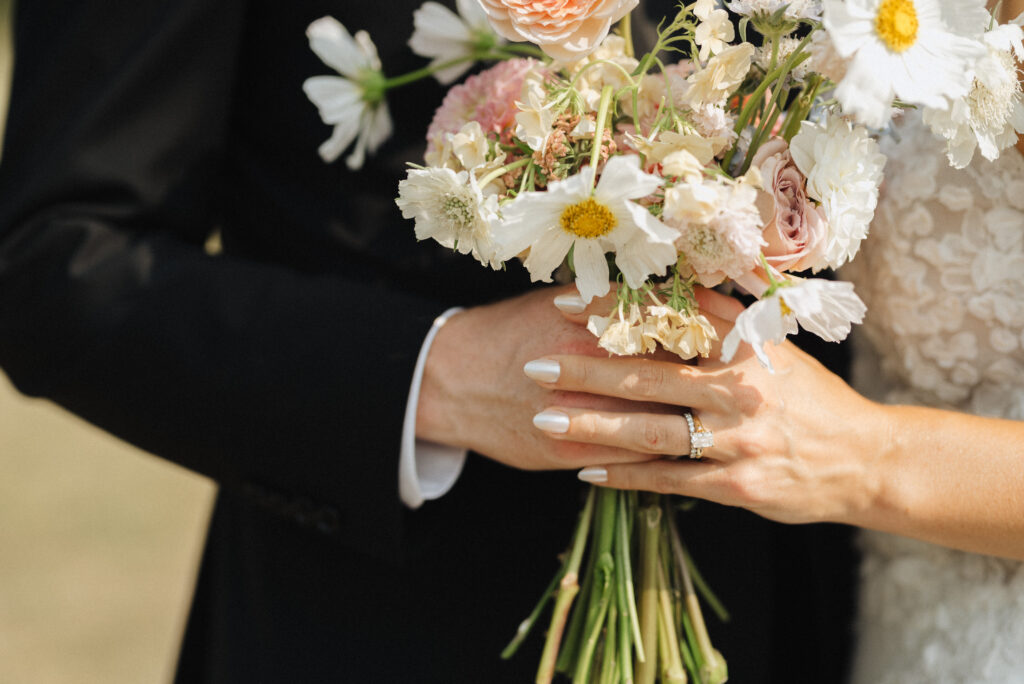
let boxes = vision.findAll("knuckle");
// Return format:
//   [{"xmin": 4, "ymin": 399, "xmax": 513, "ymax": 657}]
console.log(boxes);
[
  {"xmin": 626, "ymin": 363, "xmax": 666, "ymax": 399},
  {"xmin": 726, "ymin": 467, "xmax": 763, "ymax": 504},
  {"xmin": 652, "ymin": 471, "xmax": 678, "ymax": 495},
  {"xmin": 639, "ymin": 419, "xmax": 669, "ymax": 452}
]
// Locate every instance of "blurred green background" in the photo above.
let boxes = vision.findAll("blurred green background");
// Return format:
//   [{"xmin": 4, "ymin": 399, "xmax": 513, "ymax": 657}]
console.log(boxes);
[{"xmin": 0, "ymin": 1, "xmax": 217, "ymax": 680}]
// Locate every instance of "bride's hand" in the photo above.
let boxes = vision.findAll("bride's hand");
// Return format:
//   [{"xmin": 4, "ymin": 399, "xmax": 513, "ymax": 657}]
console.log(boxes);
[{"xmin": 526, "ymin": 288, "xmax": 888, "ymax": 525}]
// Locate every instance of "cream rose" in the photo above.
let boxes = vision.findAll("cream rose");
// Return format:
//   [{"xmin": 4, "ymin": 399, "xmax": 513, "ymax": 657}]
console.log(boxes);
[
  {"xmin": 478, "ymin": 0, "xmax": 638, "ymax": 61},
  {"xmin": 751, "ymin": 137, "xmax": 827, "ymax": 273}
]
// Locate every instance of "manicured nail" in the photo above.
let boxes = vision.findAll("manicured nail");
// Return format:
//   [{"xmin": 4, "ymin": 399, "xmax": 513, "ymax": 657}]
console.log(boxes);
[
  {"xmin": 533, "ymin": 410, "xmax": 570, "ymax": 434},
  {"xmin": 553, "ymin": 293, "xmax": 587, "ymax": 314},
  {"xmin": 578, "ymin": 467, "xmax": 608, "ymax": 483},
  {"xmin": 524, "ymin": 359, "xmax": 560, "ymax": 383}
]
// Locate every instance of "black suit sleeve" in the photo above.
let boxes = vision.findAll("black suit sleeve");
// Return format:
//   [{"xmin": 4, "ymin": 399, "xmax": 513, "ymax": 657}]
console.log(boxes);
[{"xmin": 0, "ymin": 1, "xmax": 443, "ymax": 552}]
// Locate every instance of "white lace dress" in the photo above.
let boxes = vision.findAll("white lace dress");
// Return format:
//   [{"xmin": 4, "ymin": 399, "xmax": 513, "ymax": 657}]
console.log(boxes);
[{"xmin": 841, "ymin": 113, "xmax": 1024, "ymax": 684}]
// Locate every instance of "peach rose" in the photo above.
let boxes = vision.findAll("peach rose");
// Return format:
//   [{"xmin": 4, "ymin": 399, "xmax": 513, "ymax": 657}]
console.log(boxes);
[
  {"xmin": 478, "ymin": 0, "xmax": 638, "ymax": 61},
  {"xmin": 751, "ymin": 137, "xmax": 828, "ymax": 273}
]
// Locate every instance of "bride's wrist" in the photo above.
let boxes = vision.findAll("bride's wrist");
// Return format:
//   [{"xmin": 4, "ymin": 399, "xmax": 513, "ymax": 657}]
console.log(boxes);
[{"xmin": 832, "ymin": 400, "xmax": 903, "ymax": 529}]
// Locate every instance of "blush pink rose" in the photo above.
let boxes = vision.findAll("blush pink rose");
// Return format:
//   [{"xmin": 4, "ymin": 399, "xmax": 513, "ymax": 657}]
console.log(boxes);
[
  {"xmin": 751, "ymin": 137, "xmax": 828, "ymax": 273},
  {"xmin": 478, "ymin": 0, "xmax": 638, "ymax": 61}
]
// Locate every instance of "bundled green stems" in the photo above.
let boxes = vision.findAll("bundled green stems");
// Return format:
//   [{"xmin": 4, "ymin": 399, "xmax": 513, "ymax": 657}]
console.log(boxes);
[{"xmin": 504, "ymin": 490, "xmax": 728, "ymax": 684}]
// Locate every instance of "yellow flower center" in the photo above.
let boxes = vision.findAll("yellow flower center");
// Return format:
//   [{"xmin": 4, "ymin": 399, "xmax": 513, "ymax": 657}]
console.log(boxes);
[
  {"xmin": 875, "ymin": 0, "xmax": 918, "ymax": 53},
  {"xmin": 560, "ymin": 197, "xmax": 617, "ymax": 239},
  {"xmin": 778, "ymin": 296, "xmax": 793, "ymax": 317}
]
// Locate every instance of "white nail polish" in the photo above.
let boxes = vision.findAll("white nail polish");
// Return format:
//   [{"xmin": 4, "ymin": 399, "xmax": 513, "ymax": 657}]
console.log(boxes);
[
  {"xmin": 578, "ymin": 467, "xmax": 608, "ymax": 483},
  {"xmin": 533, "ymin": 410, "xmax": 570, "ymax": 434},
  {"xmin": 553, "ymin": 293, "xmax": 587, "ymax": 314},
  {"xmin": 523, "ymin": 359, "xmax": 560, "ymax": 383}
]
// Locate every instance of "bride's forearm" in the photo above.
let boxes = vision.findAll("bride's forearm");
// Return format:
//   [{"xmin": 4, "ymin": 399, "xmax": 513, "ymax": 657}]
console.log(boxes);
[{"xmin": 842, "ymin": 404, "xmax": 1024, "ymax": 561}]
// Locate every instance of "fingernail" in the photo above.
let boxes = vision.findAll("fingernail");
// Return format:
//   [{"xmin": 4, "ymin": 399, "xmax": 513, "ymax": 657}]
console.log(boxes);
[
  {"xmin": 533, "ymin": 409, "xmax": 570, "ymax": 434},
  {"xmin": 554, "ymin": 293, "xmax": 588, "ymax": 314},
  {"xmin": 578, "ymin": 467, "xmax": 607, "ymax": 483},
  {"xmin": 524, "ymin": 359, "xmax": 560, "ymax": 383}
]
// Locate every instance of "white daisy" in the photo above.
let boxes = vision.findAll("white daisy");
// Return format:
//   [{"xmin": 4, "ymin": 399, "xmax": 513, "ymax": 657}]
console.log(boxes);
[
  {"xmin": 303, "ymin": 17, "xmax": 393, "ymax": 170},
  {"xmin": 923, "ymin": 22, "xmax": 1024, "ymax": 169},
  {"xmin": 789, "ymin": 114, "xmax": 886, "ymax": 270},
  {"xmin": 822, "ymin": 0, "xmax": 988, "ymax": 128},
  {"xmin": 396, "ymin": 167, "xmax": 502, "ymax": 268},
  {"xmin": 721, "ymin": 278, "xmax": 866, "ymax": 369},
  {"xmin": 409, "ymin": 0, "xmax": 505, "ymax": 85},
  {"xmin": 493, "ymin": 156, "xmax": 678, "ymax": 303}
]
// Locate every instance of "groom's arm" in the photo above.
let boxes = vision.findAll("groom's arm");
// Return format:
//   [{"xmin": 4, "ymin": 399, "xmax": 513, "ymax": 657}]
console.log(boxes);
[{"xmin": 0, "ymin": 0, "xmax": 451, "ymax": 555}]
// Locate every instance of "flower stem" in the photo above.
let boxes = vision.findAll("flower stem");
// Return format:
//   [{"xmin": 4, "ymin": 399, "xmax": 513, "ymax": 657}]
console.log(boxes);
[
  {"xmin": 656, "ymin": 561, "xmax": 688, "ymax": 683},
  {"xmin": 536, "ymin": 487, "xmax": 597, "ymax": 684},
  {"xmin": 721, "ymin": 33, "xmax": 813, "ymax": 172},
  {"xmin": 616, "ymin": 492, "xmax": 645, "ymax": 663},
  {"xmin": 502, "ymin": 559, "xmax": 566, "ymax": 659},
  {"xmin": 589, "ymin": 84, "xmax": 616, "ymax": 182},
  {"xmin": 572, "ymin": 488, "xmax": 618, "ymax": 683},
  {"xmin": 666, "ymin": 511, "xmax": 726, "ymax": 684},
  {"xmin": 636, "ymin": 500, "xmax": 662, "ymax": 684},
  {"xmin": 479, "ymin": 157, "xmax": 532, "ymax": 190},
  {"xmin": 620, "ymin": 13, "xmax": 635, "ymax": 58}
]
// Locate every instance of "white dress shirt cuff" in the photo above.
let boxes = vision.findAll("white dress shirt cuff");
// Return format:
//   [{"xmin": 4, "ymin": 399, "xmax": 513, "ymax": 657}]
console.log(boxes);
[{"xmin": 399, "ymin": 307, "xmax": 467, "ymax": 509}]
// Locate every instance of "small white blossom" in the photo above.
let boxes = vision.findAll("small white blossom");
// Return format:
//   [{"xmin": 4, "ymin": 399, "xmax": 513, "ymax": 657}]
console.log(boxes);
[
  {"xmin": 396, "ymin": 167, "xmax": 502, "ymax": 268},
  {"xmin": 694, "ymin": 0, "xmax": 736, "ymax": 61},
  {"xmin": 410, "ymin": 0, "xmax": 505, "ymax": 84},
  {"xmin": 303, "ymin": 17, "xmax": 393, "ymax": 170},
  {"xmin": 685, "ymin": 43, "xmax": 756, "ymax": 108}
]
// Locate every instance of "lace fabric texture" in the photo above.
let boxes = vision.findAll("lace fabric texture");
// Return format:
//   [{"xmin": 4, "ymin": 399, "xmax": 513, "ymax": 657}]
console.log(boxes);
[{"xmin": 841, "ymin": 113, "xmax": 1024, "ymax": 684}]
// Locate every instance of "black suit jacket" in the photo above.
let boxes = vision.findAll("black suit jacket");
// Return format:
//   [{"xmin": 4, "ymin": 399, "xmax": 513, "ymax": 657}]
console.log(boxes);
[{"xmin": 0, "ymin": 1, "xmax": 855, "ymax": 681}]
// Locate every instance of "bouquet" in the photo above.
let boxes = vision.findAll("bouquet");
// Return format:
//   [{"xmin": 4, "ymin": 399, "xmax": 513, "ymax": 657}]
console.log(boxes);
[{"xmin": 303, "ymin": 1, "xmax": 1024, "ymax": 681}]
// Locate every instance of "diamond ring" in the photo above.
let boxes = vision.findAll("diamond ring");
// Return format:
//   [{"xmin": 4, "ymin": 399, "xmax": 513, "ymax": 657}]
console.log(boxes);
[{"xmin": 683, "ymin": 410, "xmax": 714, "ymax": 460}]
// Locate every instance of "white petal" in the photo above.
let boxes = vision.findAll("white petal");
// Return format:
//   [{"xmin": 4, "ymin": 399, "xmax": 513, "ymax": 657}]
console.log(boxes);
[
  {"xmin": 307, "ymin": 16, "xmax": 369, "ymax": 78},
  {"xmin": 595, "ymin": 155, "xmax": 662, "ymax": 203},
  {"xmin": 302, "ymin": 76, "xmax": 364, "ymax": 123},
  {"xmin": 319, "ymin": 119, "xmax": 360, "ymax": 163},
  {"xmin": 572, "ymin": 239, "xmax": 612, "ymax": 303},
  {"xmin": 523, "ymin": 229, "xmax": 574, "ymax": 283},
  {"xmin": 493, "ymin": 193, "xmax": 563, "ymax": 259}
]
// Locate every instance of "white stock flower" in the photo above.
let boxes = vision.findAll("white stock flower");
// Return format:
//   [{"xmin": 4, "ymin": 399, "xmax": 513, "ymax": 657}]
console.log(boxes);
[
  {"xmin": 923, "ymin": 22, "xmax": 1024, "ymax": 169},
  {"xmin": 410, "ymin": 0, "xmax": 505, "ymax": 85},
  {"xmin": 588, "ymin": 303, "xmax": 654, "ymax": 355},
  {"xmin": 790, "ymin": 114, "xmax": 886, "ymax": 269},
  {"xmin": 396, "ymin": 166, "xmax": 502, "ymax": 268},
  {"xmin": 514, "ymin": 69, "xmax": 559, "ymax": 152},
  {"xmin": 721, "ymin": 278, "xmax": 866, "ymax": 368},
  {"xmin": 685, "ymin": 43, "xmax": 756, "ymax": 107},
  {"xmin": 822, "ymin": 0, "xmax": 988, "ymax": 128},
  {"xmin": 303, "ymin": 17, "xmax": 393, "ymax": 170},
  {"xmin": 494, "ymin": 156, "xmax": 678, "ymax": 303},
  {"xmin": 727, "ymin": 0, "xmax": 822, "ymax": 21}
]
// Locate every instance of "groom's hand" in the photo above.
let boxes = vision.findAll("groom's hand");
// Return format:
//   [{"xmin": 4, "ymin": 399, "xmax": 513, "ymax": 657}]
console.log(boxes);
[{"xmin": 417, "ymin": 286, "xmax": 669, "ymax": 471}]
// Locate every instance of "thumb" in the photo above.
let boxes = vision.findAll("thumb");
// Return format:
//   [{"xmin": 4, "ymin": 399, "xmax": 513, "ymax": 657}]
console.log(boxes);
[{"xmin": 552, "ymin": 285, "xmax": 618, "ymax": 326}]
